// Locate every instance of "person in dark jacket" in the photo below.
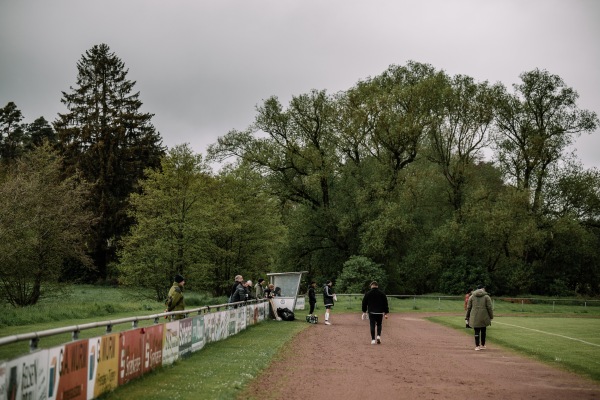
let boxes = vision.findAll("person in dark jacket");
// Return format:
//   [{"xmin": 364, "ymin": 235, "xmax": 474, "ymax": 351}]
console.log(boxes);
[
  {"xmin": 230, "ymin": 280, "xmax": 248, "ymax": 304},
  {"xmin": 307, "ymin": 281, "xmax": 317, "ymax": 316},
  {"xmin": 323, "ymin": 280, "xmax": 335, "ymax": 325},
  {"xmin": 228, "ymin": 275, "xmax": 244, "ymax": 303},
  {"xmin": 361, "ymin": 281, "xmax": 389, "ymax": 344},
  {"xmin": 465, "ymin": 284, "xmax": 493, "ymax": 350}
]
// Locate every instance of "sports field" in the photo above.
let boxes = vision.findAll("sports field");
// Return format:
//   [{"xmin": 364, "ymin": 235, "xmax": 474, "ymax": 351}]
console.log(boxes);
[{"xmin": 96, "ymin": 312, "xmax": 600, "ymax": 400}]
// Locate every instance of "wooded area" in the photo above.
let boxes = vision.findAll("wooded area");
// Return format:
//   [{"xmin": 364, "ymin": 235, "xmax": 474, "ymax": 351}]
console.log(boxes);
[{"xmin": 1, "ymin": 44, "xmax": 599, "ymax": 305}]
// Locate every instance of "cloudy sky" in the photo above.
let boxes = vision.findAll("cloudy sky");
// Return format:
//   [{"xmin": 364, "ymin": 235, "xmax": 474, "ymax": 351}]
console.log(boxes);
[{"xmin": 2, "ymin": 0, "xmax": 599, "ymax": 169}]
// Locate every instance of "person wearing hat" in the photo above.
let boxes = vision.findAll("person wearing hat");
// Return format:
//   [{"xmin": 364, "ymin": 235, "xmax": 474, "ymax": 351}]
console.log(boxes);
[
  {"xmin": 254, "ymin": 278, "xmax": 266, "ymax": 299},
  {"xmin": 465, "ymin": 284, "xmax": 493, "ymax": 350},
  {"xmin": 166, "ymin": 274, "xmax": 186, "ymax": 320},
  {"xmin": 361, "ymin": 281, "xmax": 389, "ymax": 344}
]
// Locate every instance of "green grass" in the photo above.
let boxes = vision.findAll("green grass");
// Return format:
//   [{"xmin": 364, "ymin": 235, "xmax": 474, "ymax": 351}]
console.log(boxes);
[
  {"xmin": 97, "ymin": 319, "xmax": 309, "ymax": 400},
  {"xmin": 428, "ymin": 315, "xmax": 600, "ymax": 382},
  {"xmin": 324, "ymin": 294, "xmax": 600, "ymax": 315},
  {"xmin": 0, "ymin": 285, "xmax": 226, "ymax": 360}
]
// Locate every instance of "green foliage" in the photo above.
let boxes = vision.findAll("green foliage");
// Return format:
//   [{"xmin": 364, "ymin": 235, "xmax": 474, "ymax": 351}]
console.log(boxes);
[
  {"xmin": 335, "ymin": 256, "xmax": 387, "ymax": 293},
  {"xmin": 54, "ymin": 43, "xmax": 165, "ymax": 281},
  {"xmin": 118, "ymin": 144, "xmax": 213, "ymax": 300},
  {"xmin": 0, "ymin": 145, "xmax": 93, "ymax": 306}
]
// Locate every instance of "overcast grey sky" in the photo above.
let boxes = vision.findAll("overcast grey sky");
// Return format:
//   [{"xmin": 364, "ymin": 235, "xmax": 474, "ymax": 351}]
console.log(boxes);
[{"xmin": 2, "ymin": 0, "xmax": 599, "ymax": 168}]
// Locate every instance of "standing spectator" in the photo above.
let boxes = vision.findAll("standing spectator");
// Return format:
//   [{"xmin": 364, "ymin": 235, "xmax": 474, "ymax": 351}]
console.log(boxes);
[
  {"xmin": 229, "ymin": 275, "xmax": 244, "ymax": 303},
  {"xmin": 255, "ymin": 278, "xmax": 266, "ymax": 299},
  {"xmin": 361, "ymin": 281, "xmax": 389, "ymax": 344},
  {"xmin": 264, "ymin": 283, "xmax": 275, "ymax": 298},
  {"xmin": 166, "ymin": 274, "xmax": 186, "ymax": 320},
  {"xmin": 307, "ymin": 281, "xmax": 317, "ymax": 317},
  {"xmin": 466, "ymin": 284, "xmax": 494, "ymax": 350},
  {"xmin": 464, "ymin": 287, "xmax": 472, "ymax": 328},
  {"xmin": 230, "ymin": 279, "xmax": 249, "ymax": 307},
  {"xmin": 323, "ymin": 280, "xmax": 335, "ymax": 325},
  {"xmin": 464, "ymin": 288, "xmax": 472, "ymax": 311},
  {"xmin": 245, "ymin": 280, "xmax": 253, "ymax": 299}
]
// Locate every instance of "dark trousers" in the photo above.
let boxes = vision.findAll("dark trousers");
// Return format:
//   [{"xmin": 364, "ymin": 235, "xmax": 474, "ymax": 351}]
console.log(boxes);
[
  {"xmin": 309, "ymin": 301, "xmax": 316, "ymax": 314},
  {"xmin": 369, "ymin": 313, "xmax": 384, "ymax": 339},
  {"xmin": 474, "ymin": 327, "xmax": 487, "ymax": 346}
]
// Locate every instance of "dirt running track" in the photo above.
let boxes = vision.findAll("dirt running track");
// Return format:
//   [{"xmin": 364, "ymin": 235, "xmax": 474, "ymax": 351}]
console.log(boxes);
[{"xmin": 243, "ymin": 313, "xmax": 600, "ymax": 400}]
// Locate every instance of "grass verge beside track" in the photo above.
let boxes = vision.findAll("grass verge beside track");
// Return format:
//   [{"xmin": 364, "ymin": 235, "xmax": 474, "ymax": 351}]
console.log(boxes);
[
  {"xmin": 428, "ymin": 315, "xmax": 600, "ymax": 382},
  {"xmin": 97, "ymin": 318, "xmax": 309, "ymax": 400}
]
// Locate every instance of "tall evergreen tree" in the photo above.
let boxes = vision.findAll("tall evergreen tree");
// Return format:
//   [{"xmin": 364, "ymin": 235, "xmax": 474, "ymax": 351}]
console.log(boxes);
[
  {"xmin": 54, "ymin": 43, "xmax": 165, "ymax": 281},
  {"xmin": 0, "ymin": 101, "xmax": 26, "ymax": 163}
]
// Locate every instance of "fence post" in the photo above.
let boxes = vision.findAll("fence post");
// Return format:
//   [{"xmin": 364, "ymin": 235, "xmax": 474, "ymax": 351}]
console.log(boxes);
[
  {"xmin": 521, "ymin": 300, "xmax": 524, "ymax": 312},
  {"xmin": 413, "ymin": 296, "xmax": 416, "ymax": 310},
  {"xmin": 438, "ymin": 297, "xmax": 441, "ymax": 310},
  {"xmin": 553, "ymin": 301, "xmax": 555, "ymax": 312},
  {"xmin": 30, "ymin": 338, "xmax": 39, "ymax": 352}
]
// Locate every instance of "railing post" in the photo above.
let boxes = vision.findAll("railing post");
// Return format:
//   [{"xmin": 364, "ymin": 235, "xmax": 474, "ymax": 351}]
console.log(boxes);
[
  {"xmin": 72, "ymin": 330, "xmax": 80, "ymax": 341},
  {"xmin": 132, "ymin": 320, "xmax": 138, "ymax": 329},
  {"xmin": 29, "ymin": 338, "xmax": 39, "ymax": 352},
  {"xmin": 106, "ymin": 324, "xmax": 113, "ymax": 334}
]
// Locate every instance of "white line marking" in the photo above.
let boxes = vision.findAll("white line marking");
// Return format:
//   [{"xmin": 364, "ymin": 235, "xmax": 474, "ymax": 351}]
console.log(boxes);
[{"xmin": 494, "ymin": 321, "xmax": 600, "ymax": 347}]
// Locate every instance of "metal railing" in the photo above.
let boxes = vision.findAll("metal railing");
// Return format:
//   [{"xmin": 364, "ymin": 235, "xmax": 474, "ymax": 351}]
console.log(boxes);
[{"xmin": 0, "ymin": 298, "xmax": 265, "ymax": 352}]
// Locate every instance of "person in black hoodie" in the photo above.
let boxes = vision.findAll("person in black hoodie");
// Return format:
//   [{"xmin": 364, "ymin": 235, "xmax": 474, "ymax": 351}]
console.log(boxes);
[
  {"xmin": 362, "ymin": 281, "xmax": 389, "ymax": 344},
  {"xmin": 307, "ymin": 281, "xmax": 317, "ymax": 317}
]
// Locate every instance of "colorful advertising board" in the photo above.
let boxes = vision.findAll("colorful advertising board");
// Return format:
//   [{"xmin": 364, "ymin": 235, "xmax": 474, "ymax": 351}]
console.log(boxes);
[
  {"xmin": 48, "ymin": 340, "xmax": 88, "ymax": 400},
  {"xmin": 142, "ymin": 324, "xmax": 164, "ymax": 374},
  {"xmin": 5, "ymin": 350, "xmax": 48, "ymax": 400},
  {"xmin": 162, "ymin": 321, "xmax": 179, "ymax": 366},
  {"xmin": 178, "ymin": 318, "xmax": 192, "ymax": 358},
  {"xmin": 190, "ymin": 315, "xmax": 205, "ymax": 353},
  {"xmin": 118, "ymin": 329, "xmax": 144, "ymax": 386},
  {"xmin": 87, "ymin": 333, "xmax": 119, "ymax": 399}
]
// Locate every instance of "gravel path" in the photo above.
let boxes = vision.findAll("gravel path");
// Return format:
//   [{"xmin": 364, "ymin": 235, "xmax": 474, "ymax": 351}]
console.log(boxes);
[{"xmin": 243, "ymin": 313, "xmax": 600, "ymax": 400}]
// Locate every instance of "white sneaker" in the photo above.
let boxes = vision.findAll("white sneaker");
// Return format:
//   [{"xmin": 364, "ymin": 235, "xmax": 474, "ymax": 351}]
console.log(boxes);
[
  {"xmin": 376, "ymin": 336, "xmax": 381, "ymax": 344},
  {"xmin": 480, "ymin": 345, "xmax": 486, "ymax": 349},
  {"xmin": 325, "ymin": 321, "xmax": 331, "ymax": 325},
  {"xmin": 475, "ymin": 346, "xmax": 481, "ymax": 351},
  {"xmin": 371, "ymin": 340, "xmax": 376, "ymax": 345}
]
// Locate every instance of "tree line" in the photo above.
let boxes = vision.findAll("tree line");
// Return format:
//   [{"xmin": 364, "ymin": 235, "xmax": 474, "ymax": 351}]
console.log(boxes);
[{"xmin": 1, "ymin": 44, "xmax": 599, "ymax": 305}]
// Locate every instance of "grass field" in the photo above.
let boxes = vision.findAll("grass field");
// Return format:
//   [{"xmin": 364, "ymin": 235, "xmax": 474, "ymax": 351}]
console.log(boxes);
[
  {"xmin": 428, "ymin": 315, "xmax": 600, "ymax": 382},
  {"xmin": 1, "ymin": 286, "xmax": 599, "ymax": 398}
]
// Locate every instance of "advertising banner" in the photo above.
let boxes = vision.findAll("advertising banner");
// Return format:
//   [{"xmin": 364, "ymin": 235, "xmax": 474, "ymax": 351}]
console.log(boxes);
[
  {"xmin": 162, "ymin": 321, "xmax": 179, "ymax": 366},
  {"xmin": 5, "ymin": 350, "xmax": 48, "ymax": 400},
  {"xmin": 190, "ymin": 315, "xmax": 205, "ymax": 353},
  {"xmin": 178, "ymin": 318, "xmax": 192, "ymax": 358},
  {"xmin": 118, "ymin": 329, "xmax": 144, "ymax": 386},
  {"xmin": 236, "ymin": 306, "xmax": 247, "ymax": 332},
  {"xmin": 142, "ymin": 325, "xmax": 164, "ymax": 374},
  {"xmin": 0, "ymin": 361, "xmax": 5, "ymax": 400},
  {"xmin": 47, "ymin": 340, "xmax": 88, "ymax": 400},
  {"xmin": 228, "ymin": 307, "xmax": 238, "ymax": 337},
  {"xmin": 204, "ymin": 310, "xmax": 228, "ymax": 343},
  {"xmin": 87, "ymin": 334, "xmax": 119, "ymax": 400}
]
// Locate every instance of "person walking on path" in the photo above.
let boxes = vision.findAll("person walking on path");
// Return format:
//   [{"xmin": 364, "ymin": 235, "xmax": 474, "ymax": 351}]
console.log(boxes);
[
  {"xmin": 323, "ymin": 280, "xmax": 335, "ymax": 325},
  {"xmin": 465, "ymin": 284, "xmax": 493, "ymax": 350},
  {"xmin": 361, "ymin": 281, "xmax": 389, "ymax": 344},
  {"xmin": 166, "ymin": 274, "xmax": 186, "ymax": 320}
]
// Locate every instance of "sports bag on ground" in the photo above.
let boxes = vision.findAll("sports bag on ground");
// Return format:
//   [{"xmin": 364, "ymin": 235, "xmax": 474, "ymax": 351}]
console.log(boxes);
[{"xmin": 277, "ymin": 307, "xmax": 295, "ymax": 321}]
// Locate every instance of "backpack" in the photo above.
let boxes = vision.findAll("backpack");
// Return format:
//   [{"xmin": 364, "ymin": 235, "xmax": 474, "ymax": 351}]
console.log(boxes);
[{"xmin": 277, "ymin": 307, "xmax": 295, "ymax": 321}]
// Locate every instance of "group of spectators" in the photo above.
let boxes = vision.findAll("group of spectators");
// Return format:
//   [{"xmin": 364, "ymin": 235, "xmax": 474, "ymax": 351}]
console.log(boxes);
[{"xmin": 229, "ymin": 275, "xmax": 281, "ymax": 304}]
